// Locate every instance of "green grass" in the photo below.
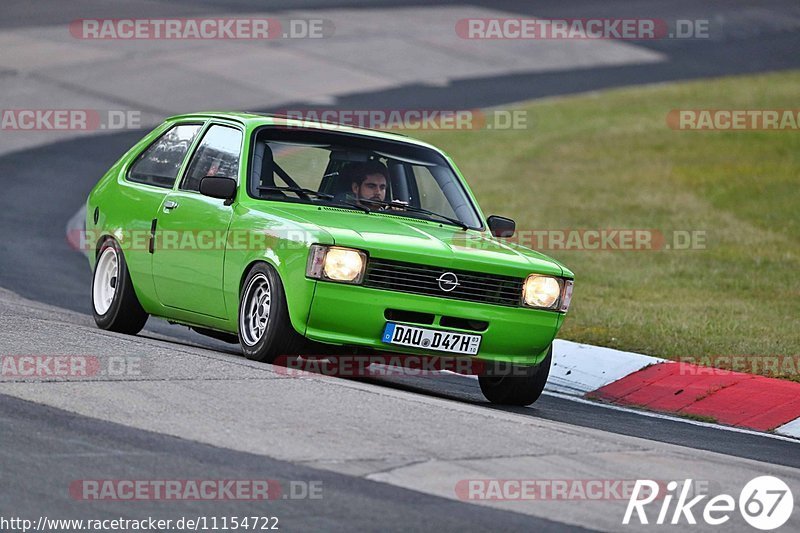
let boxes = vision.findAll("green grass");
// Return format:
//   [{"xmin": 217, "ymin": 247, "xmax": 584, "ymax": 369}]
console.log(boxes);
[
  {"xmin": 678, "ymin": 413, "xmax": 719, "ymax": 424},
  {"xmin": 411, "ymin": 71, "xmax": 800, "ymax": 378}
]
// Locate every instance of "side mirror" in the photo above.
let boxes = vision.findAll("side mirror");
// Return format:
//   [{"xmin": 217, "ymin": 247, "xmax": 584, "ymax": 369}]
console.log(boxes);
[
  {"xmin": 487, "ymin": 215, "xmax": 515, "ymax": 238},
  {"xmin": 199, "ymin": 176, "xmax": 237, "ymax": 202}
]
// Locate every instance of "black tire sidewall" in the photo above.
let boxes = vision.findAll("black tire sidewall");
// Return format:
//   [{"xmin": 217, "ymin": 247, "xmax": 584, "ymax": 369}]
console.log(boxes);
[
  {"xmin": 238, "ymin": 263, "xmax": 293, "ymax": 363},
  {"xmin": 91, "ymin": 238, "xmax": 148, "ymax": 333},
  {"xmin": 478, "ymin": 345, "xmax": 553, "ymax": 405}
]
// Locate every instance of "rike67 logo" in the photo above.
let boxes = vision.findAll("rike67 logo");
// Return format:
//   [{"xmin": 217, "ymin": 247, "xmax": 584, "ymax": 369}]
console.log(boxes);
[{"xmin": 624, "ymin": 477, "xmax": 794, "ymax": 530}]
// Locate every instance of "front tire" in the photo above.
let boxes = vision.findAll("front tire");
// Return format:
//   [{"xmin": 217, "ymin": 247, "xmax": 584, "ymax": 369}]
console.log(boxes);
[
  {"xmin": 478, "ymin": 345, "xmax": 552, "ymax": 406},
  {"xmin": 91, "ymin": 238, "xmax": 148, "ymax": 334},
  {"xmin": 238, "ymin": 263, "xmax": 304, "ymax": 363}
]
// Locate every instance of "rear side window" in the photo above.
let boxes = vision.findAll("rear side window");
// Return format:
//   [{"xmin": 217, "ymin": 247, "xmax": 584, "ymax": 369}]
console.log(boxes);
[
  {"xmin": 181, "ymin": 125, "xmax": 243, "ymax": 192},
  {"xmin": 127, "ymin": 124, "xmax": 202, "ymax": 188}
]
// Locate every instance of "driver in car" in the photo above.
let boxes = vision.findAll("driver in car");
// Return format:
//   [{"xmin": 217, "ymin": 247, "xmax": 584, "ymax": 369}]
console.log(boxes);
[{"xmin": 343, "ymin": 161, "xmax": 389, "ymax": 207}]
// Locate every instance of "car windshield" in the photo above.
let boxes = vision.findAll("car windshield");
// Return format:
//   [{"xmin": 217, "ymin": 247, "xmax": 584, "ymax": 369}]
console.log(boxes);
[{"xmin": 248, "ymin": 128, "xmax": 483, "ymax": 229}]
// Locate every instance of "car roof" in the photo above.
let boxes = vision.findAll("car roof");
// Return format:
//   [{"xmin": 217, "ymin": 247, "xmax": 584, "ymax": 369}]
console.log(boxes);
[{"xmin": 164, "ymin": 111, "xmax": 442, "ymax": 151}]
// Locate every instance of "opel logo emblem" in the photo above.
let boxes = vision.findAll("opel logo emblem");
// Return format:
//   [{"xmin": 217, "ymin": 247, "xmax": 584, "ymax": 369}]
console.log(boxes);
[{"xmin": 436, "ymin": 272, "xmax": 460, "ymax": 292}]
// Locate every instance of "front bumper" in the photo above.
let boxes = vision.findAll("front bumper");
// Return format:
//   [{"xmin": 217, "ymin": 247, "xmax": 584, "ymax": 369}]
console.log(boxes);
[{"xmin": 304, "ymin": 281, "xmax": 561, "ymax": 365}]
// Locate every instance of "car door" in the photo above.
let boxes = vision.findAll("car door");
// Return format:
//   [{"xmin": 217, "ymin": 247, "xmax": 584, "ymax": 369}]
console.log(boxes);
[
  {"xmin": 151, "ymin": 123, "xmax": 243, "ymax": 319},
  {"xmin": 120, "ymin": 123, "xmax": 204, "ymax": 298}
]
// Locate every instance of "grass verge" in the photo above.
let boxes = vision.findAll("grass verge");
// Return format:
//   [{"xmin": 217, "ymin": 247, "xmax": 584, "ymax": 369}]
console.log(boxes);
[{"xmin": 413, "ymin": 71, "xmax": 800, "ymax": 379}]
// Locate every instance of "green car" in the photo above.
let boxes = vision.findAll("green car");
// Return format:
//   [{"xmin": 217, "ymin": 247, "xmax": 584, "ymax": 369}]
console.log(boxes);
[{"xmin": 87, "ymin": 112, "xmax": 574, "ymax": 405}]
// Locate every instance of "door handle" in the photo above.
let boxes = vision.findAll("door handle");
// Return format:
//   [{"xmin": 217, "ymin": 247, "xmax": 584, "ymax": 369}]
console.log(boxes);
[{"xmin": 164, "ymin": 200, "xmax": 179, "ymax": 211}]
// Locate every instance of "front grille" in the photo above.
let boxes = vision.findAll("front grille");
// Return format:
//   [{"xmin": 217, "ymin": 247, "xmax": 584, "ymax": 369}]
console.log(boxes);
[{"xmin": 364, "ymin": 258, "xmax": 523, "ymax": 307}]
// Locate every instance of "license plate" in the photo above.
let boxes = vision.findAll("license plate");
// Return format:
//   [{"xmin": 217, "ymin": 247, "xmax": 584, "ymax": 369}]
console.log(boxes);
[{"xmin": 381, "ymin": 323, "xmax": 481, "ymax": 355}]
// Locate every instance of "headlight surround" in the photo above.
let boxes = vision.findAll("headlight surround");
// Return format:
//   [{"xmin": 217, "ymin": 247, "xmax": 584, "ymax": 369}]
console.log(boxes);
[
  {"xmin": 306, "ymin": 244, "xmax": 367, "ymax": 284},
  {"xmin": 559, "ymin": 279, "xmax": 574, "ymax": 313},
  {"xmin": 522, "ymin": 274, "xmax": 563, "ymax": 310}
]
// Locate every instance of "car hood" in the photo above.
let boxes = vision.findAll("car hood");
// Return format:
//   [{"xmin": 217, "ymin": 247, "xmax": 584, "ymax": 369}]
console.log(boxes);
[{"xmin": 259, "ymin": 203, "xmax": 564, "ymax": 278}]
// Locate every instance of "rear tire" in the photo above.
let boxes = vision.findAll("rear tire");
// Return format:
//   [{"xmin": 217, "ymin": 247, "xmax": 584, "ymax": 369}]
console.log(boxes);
[
  {"xmin": 478, "ymin": 345, "xmax": 552, "ymax": 406},
  {"xmin": 91, "ymin": 238, "xmax": 148, "ymax": 334},
  {"xmin": 238, "ymin": 263, "xmax": 304, "ymax": 363}
]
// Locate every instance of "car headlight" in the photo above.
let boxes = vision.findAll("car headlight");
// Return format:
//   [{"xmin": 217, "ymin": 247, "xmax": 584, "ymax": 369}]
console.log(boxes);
[
  {"xmin": 523, "ymin": 275, "xmax": 562, "ymax": 309},
  {"xmin": 307, "ymin": 245, "xmax": 367, "ymax": 284}
]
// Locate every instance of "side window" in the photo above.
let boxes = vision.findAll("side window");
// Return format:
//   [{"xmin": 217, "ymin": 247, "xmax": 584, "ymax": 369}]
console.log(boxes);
[
  {"xmin": 181, "ymin": 125, "xmax": 243, "ymax": 192},
  {"xmin": 128, "ymin": 124, "xmax": 202, "ymax": 188}
]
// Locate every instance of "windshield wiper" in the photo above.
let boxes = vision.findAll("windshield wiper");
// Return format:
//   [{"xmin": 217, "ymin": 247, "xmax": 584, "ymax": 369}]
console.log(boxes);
[
  {"xmin": 257, "ymin": 186, "xmax": 370, "ymax": 213},
  {"xmin": 361, "ymin": 199, "xmax": 469, "ymax": 230}
]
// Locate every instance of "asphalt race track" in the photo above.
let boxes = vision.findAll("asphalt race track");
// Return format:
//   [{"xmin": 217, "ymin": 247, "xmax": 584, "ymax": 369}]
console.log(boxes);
[
  {"xmin": 0, "ymin": 394, "xmax": 581, "ymax": 532},
  {"xmin": 1, "ymin": 1, "xmax": 799, "ymax": 531}
]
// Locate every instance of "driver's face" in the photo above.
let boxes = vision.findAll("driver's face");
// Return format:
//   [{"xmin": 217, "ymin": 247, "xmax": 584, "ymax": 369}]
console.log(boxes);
[{"xmin": 352, "ymin": 173, "xmax": 387, "ymax": 202}]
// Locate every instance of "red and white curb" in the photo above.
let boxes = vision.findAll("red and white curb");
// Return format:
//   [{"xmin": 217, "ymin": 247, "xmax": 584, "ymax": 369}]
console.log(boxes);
[
  {"xmin": 548, "ymin": 340, "xmax": 666, "ymax": 395},
  {"xmin": 549, "ymin": 340, "xmax": 800, "ymax": 439}
]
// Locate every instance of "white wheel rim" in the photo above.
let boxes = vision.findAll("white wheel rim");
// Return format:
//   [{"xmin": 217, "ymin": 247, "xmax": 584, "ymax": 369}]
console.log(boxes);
[
  {"xmin": 93, "ymin": 247, "xmax": 119, "ymax": 315},
  {"xmin": 240, "ymin": 273, "xmax": 271, "ymax": 346}
]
